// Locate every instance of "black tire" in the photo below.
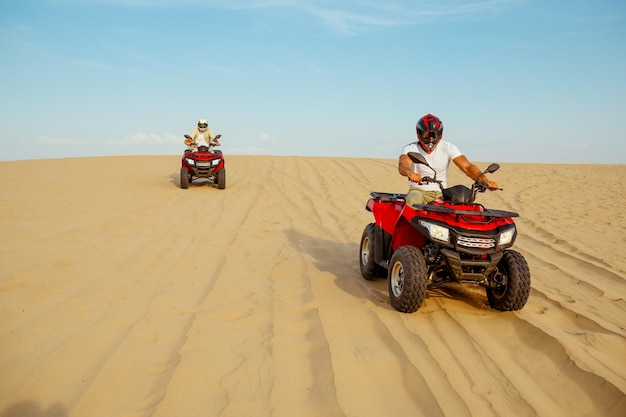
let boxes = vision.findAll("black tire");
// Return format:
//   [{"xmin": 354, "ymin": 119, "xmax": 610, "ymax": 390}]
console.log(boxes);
[
  {"xmin": 217, "ymin": 167, "xmax": 226, "ymax": 189},
  {"xmin": 359, "ymin": 224, "xmax": 385, "ymax": 280},
  {"xmin": 486, "ymin": 250, "xmax": 531, "ymax": 311},
  {"xmin": 180, "ymin": 167, "xmax": 189, "ymax": 189},
  {"xmin": 388, "ymin": 246, "xmax": 428, "ymax": 313}
]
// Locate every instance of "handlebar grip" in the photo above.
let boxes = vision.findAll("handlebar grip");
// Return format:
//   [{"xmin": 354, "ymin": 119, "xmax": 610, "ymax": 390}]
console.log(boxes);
[{"xmin": 475, "ymin": 181, "xmax": 488, "ymax": 192}]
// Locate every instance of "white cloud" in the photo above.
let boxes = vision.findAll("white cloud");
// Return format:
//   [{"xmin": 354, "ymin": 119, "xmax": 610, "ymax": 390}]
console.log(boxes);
[
  {"xmin": 259, "ymin": 133, "xmax": 280, "ymax": 144},
  {"xmin": 105, "ymin": 132, "xmax": 180, "ymax": 146},
  {"xmin": 49, "ymin": 1, "xmax": 523, "ymax": 34},
  {"xmin": 225, "ymin": 133, "xmax": 280, "ymax": 154},
  {"xmin": 67, "ymin": 58, "xmax": 113, "ymax": 71},
  {"xmin": 38, "ymin": 136, "xmax": 80, "ymax": 145},
  {"xmin": 164, "ymin": 133, "xmax": 183, "ymax": 143},
  {"xmin": 304, "ymin": 6, "xmax": 408, "ymax": 34},
  {"xmin": 128, "ymin": 132, "xmax": 162, "ymax": 143},
  {"xmin": 302, "ymin": 1, "xmax": 523, "ymax": 34},
  {"xmin": 228, "ymin": 145, "xmax": 277, "ymax": 155}
]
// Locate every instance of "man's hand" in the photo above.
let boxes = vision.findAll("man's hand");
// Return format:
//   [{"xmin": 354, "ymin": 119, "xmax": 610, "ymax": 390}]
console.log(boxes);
[
  {"xmin": 487, "ymin": 180, "xmax": 500, "ymax": 191},
  {"xmin": 408, "ymin": 172, "xmax": 422, "ymax": 183},
  {"xmin": 478, "ymin": 175, "xmax": 500, "ymax": 191}
]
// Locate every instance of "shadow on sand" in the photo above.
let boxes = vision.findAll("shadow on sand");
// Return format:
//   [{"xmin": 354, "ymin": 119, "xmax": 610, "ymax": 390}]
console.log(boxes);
[
  {"xmin": 2, "ymin": 401, "xmax": 66, "ymax": 417},
  {"xmin": 285, "ymin": 228, "xmax": 372, "ymax": 299},
  {"xmin": 168, "ymin": 172, "xmax": 218, "ymax": 189},
  {"xmin": 285, "ymin": 228, "xmax": 490, "ymax": 312}
]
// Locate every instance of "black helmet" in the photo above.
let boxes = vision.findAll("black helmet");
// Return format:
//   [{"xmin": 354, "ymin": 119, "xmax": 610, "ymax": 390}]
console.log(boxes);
[{"xmin": 416, "ymin": 114, "xmax": 443, "ymax": 152}]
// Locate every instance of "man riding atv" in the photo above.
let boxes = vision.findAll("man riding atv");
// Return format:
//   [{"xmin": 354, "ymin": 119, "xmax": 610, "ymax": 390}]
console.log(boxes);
[
  {"xmin": 360, "ymin": 115, "xmax": 530, "ymax": 313},
  {"xmin": 398, "ymin": 114, "xmax": 500, "ymax": 207},
  {"xmin": 185, "ymin": 118, "xmax": 221, "ymax": 152}
]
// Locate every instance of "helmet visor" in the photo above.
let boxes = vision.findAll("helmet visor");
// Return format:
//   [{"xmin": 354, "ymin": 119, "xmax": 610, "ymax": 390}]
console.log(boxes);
[
  {"xmin": 421, "ymin": 131, "xmax": 441, "ymax": 144},
  {"xmin": 198, "ymin": 123, "xmax": 208, "ymax": 128}
]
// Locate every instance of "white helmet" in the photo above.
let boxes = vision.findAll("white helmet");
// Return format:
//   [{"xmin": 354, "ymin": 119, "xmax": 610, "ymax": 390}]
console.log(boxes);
[{"xmin": 198, "ymin": 119, "xmax": 208, "ymax": 133}]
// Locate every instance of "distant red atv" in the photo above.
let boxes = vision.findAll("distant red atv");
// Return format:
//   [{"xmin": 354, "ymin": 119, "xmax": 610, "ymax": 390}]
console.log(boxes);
[
  {"xmin": 180, "ymin": 134, "xmax": 225, "ymax": 189},
  {"xmin": 359, "ymin": 152, "xmax": 530, "ymax": 313}
]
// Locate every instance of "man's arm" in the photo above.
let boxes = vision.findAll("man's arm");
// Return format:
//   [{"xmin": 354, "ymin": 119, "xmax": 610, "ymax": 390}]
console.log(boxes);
[
  {"xmin": 204, "ymin": 129, "xmax": 221, "ymax": 146},
  {"xmin": 453, "ymin": 155, "xmax": 499, "ymax": 190},
  {"xmin": 185, "ymin": 129, "xmax": 200, "ymax": 146},
  {"xmin": 398, "ymin": 154, "xmax": 422, "ymax": 183}
]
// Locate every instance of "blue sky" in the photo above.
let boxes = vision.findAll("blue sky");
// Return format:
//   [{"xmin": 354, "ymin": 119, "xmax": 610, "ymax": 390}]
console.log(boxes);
[{"xmin": 1, "ymin": 0, "xmax": 624, "ymax": 163}]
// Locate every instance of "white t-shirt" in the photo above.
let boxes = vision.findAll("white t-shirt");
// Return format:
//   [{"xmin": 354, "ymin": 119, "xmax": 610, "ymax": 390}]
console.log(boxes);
[
  {"xmin": 401, "ymin": 140, "xmax": 463, "ymax": 191},
  {"xmin": 195, "ymin": 131, "xmax": 209, "ymax": 148}
]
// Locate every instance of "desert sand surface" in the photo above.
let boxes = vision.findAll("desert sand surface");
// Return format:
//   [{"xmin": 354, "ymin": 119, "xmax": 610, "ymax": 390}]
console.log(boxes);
[{"xmin": 1, "ymin": 155, "xmax": 625, "ymax": 417}]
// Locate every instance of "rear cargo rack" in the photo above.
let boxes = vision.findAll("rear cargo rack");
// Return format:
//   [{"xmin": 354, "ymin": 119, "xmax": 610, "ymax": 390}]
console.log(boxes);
[{"xmin": 370, "ymin": 192, "xmax": 406, "ymax": 202}]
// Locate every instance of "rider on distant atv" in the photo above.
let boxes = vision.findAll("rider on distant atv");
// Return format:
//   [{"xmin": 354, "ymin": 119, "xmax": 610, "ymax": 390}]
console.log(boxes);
[
  {"xmin": 398, "ymin": 114, "xmax": 500, "ymax": 207},
  {"xmin": 184, "ymin": 119, "xmax": 221, "ymax": 152}
]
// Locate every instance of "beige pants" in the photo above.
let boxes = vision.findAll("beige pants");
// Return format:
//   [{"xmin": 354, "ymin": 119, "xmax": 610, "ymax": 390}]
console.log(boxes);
[{"xmin": 406, "ymin": 188, "xmax": 442, "ymax": 207}]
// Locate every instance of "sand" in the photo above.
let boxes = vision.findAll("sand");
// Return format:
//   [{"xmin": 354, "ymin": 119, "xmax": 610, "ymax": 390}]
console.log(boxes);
[{"xmin": 1, "ymin": 155, "xmax": 625, "ymax": 417}]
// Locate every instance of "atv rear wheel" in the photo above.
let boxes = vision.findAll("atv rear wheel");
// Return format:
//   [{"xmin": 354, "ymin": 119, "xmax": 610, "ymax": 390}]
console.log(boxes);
[
  {"xmin": 359, "ymin": 224, "xmax": 385, "ymax": 280},
  {"xmin": 388, "ymin": 246, "xmax": 428, "ymax": 313},
  {"xmin": 217, "ymin": 167, "xmax": 226, "ymax": 189},
  {"xmin": 486, "ymin": 249, "xmax": 531, "ymax": 311},
  {"xmin": 180, "ymin": 167, "xmax": 189, "ymax": 189}
]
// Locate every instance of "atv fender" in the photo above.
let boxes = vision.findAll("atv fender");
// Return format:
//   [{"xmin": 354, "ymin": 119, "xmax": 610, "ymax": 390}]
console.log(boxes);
[{"xmin": 391, "ymin": 206, "xmax": 427, "ymax": 251}]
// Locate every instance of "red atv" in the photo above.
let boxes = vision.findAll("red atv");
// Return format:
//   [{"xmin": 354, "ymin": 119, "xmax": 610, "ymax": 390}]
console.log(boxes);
[
  {"xmin": 180, "ymin": 134, "xmax": 225, "ymax": 189},
  {"xmin": 359, "ymin": 152, "xmax": 530, "ymax": 313}
]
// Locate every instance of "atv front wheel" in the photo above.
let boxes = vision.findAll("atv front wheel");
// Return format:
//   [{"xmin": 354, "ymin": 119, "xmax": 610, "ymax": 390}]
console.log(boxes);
[
  {"xmin": 388, "ymin": 246, "xmax": 427, "ymax": 313},
  {"xmin": 486, "ymin": 249, "xmax": 531, "ymax": 311},
  {"xmin": 359, "ymin": 223, "xmax": 385, "ymax": 280},
  {"xmin": 180, "ymin": 167, "xmax": 189, "ymax": 189},
  {"xmin": 217, "ymin": 167, "xmax": 226, "ymax": 189}
]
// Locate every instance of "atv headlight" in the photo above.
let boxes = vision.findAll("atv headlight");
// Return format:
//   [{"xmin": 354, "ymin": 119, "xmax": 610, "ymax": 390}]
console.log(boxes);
[
  {"xmin": 211, "ymin": 159, "xmax": 221, "ymax": 166},
  {"xmin": 498, "ymin": 226, "xmax": 516, "ymax": 246},
  {"xmin": 420, "ymin": 220, "xmax": 449, "ymax": 243},
  {"xmin": 185, "ymin": 158, "xmax": 195, "ymax": 165}
]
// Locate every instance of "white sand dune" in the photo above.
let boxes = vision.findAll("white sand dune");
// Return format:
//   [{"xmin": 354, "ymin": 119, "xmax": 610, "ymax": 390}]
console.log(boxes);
[{"xmin": 1, "ymin": 156, "xmax": 625, "ymax": 417}]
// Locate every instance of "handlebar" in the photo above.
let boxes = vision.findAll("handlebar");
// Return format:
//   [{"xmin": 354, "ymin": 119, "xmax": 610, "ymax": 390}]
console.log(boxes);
[
  {"xmin": 420, "ymin": 177, "xmax": 502, "ymax": 192},
  {"xmin": 420, "ymin": 176, "xmax": 441, "ymax": 185},
  {"xmin": 184, "ymin": 133, "xmax": 221, "ymax": 147},
  {"xmin": 475, "ymin": 181, "xmax": 503, "ymax": 192}
]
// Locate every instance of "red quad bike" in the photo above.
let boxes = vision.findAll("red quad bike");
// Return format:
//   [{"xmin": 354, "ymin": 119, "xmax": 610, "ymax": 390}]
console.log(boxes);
[
  {"xmin": 180, "ymin": 134, "xmax": 225, "ymax": 190},
  {"xmin": 359, "ymin": 152, "xmax": 531, "ymax": 313}
]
